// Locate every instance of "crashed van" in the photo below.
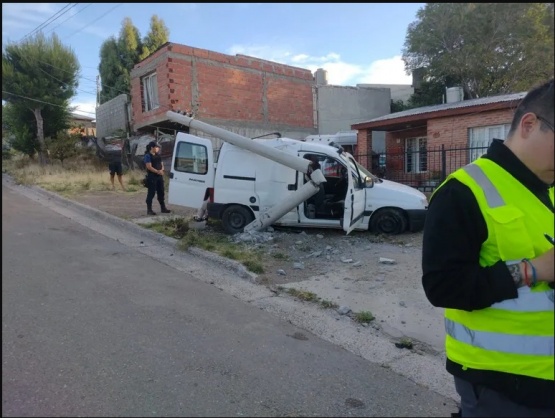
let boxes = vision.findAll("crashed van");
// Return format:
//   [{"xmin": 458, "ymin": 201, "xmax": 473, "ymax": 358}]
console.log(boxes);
[{"xmin": 166, "ymin": 111, "xmax": 428, "ymax": 235}]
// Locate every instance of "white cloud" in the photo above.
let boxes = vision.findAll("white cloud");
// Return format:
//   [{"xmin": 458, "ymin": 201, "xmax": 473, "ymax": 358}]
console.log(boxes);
[
  {"xmin": 226, "ymin": 44, "xmax": 412, "ymax": 86},
  {"xmin": 71, "ymin": 100, "xmax": 97, "ymax": 119}
]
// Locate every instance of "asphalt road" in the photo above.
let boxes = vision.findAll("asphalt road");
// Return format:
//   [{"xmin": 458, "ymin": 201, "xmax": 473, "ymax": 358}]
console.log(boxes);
[{"xmin": 2, "ymin": 182, "xmax": 457, "ymax": 417}]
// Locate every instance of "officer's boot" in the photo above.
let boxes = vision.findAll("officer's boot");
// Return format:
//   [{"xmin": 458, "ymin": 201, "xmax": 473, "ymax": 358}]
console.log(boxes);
[
  {"xmin": 160, "ymin": 202, "xmax": 171, "ymax": 214},
  {"xmin": 147, "ymin": 204, "xmax": 157, "ymax": 216}
]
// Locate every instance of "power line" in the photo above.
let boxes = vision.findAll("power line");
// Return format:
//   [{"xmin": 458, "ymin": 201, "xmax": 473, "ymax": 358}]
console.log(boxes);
[
  {"xmin": 2, "ymin": 90, "xmax": 96, "ymax": 116},
  {"xmin": 21, "ymin": 3, "xmax": 78, "ymax": 40},
  {"xmin": 64, "ymin": 3, "xmax": 123, "ymax": 40},
  {"xmin": 44, "ymin": 3, "xmax": 94, "ymax": 36}
]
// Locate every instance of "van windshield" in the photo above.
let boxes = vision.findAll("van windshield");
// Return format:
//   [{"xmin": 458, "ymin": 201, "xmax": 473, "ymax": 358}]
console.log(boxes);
[{"xmin": 355, "ymin": 162, "xmax": 380, "ymax": 182}]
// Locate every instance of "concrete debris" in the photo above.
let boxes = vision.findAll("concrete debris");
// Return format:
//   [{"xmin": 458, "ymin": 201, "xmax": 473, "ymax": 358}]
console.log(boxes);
[
  {"xmin": 341, "ymin": 258, "xmax": 353, "ymax": 263},
  {"xmin": 379, "ymin": 257, "xmax": 396, "ymax": 264},
  {"xmin": 277, "ymin": 269, "xmax": 286, "ymax": 276},
  {"xmin": 233, "ymin": 230, "xmax": 274, "ymax": 244},
  {"xmin": 295, "ymin": 240, "xmax": 304, "ymax": 245},
  {"xmin": 337, "ymin": 306, "xmax": 352, "ymax": 315},
  {"xmin": 293, "ymin": 262, "xmax": 305, "ymax": 270},
  {"xmin": 310, "ymin": 250, "xmax": 322, "ymax": 258},
  {"xmin": 325, "ymin": 245, "xmax": 332, "ymax": 251},
  {"xmin": 316, "ymin": 234, "xmax": 324, "ymax": 239},
  {"xmin": 352, "ymin": 261, "xmax": 362, "ymax": 267}
]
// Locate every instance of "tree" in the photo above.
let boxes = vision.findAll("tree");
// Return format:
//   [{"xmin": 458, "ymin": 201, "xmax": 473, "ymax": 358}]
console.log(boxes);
[
  {"xmin": 46, "ymin": 130, "xmax": 79, "ymax": 166},
  {"xmin": 139, "ymin": 15, "xmax": 170, "ymax": 60},
  {"xmin": 98, "ymin": 16, "xmax": 170, "ymax": 104},
  {"xmin": 402, "ymin": 3, "xmax": 554, "ymax": 99},
  {"xmin": 2, "ymin": 32, "xmax": 79, "ymax": 164}
]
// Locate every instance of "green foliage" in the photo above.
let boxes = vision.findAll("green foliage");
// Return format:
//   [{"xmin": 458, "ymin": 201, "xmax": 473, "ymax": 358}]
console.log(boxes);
[
  {"xmin": 139, "ymin": 15, "xmax": 170, "ymax": 60},
  {"xmin": 2, "ymin": 32, "xmax": 79, "ymax": 164},
  {"xmin": 354, "ymin": 311, "xmax": 375, "ymax": 323},
  {"xmin": 99, "ymin": 15, "xmax": 170, "ymax": 104},
  {"xmin": 403, "ymin": 3, "xmax": 554, "ymax": 99},
  {"xmin": 287, "ymin": 288, "xmax": 318, "ymax": 302},
  {"xmin": 390, "ymin": 99, "xmax": 410, "ymax": 113},
  {"xmin": 46, "ymin": 131, "xmax": 80, "ymax": 166}
]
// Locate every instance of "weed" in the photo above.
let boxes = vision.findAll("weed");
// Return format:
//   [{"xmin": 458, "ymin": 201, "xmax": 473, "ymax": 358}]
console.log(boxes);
[
  {"xmin": 287, "ymin": 288, "xmax": 317, "ymax": 302},
  {"xmin": 320, "ymin": 300, "xmax": 339, "ymax": 309},
  {"xmin": 242, "ymin": 259, "xmax": 264, "ymax": 274},
  {"xmin": 395, "ymin": 337, "xmax": 413, "ymax": 349},
  {"xmin": 272, "ymin": 252, "xmax": 289, "ymax": 260},
  {"xmin": 354, "ymin": 311, "xmax": 375, "ymax": 323}
]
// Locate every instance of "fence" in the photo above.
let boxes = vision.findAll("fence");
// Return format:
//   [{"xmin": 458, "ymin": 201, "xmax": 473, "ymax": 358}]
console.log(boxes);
[{"xmin": 357, "ymin": 144, "xmax": 490, "ymax": 192}]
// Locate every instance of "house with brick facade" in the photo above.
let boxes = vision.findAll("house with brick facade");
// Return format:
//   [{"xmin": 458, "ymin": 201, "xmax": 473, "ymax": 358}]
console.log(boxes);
[
  {"xmin": 129, "ymin": 42, "xmax": 318, "ymax": 148},
  {"xmin": 351, "ymin": 92, "xmax": 526, "ymax": 190}
]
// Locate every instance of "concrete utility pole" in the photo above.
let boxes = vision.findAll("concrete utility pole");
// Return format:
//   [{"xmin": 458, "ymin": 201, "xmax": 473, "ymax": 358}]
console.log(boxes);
[{"xmin": 96, "ymin": 75, "xmax": 101, "ymax": 108}]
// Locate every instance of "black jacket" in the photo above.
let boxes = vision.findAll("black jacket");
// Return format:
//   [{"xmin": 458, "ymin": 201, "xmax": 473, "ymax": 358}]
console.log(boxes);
[{"xmin": 422, "ymin": 139, "xmax": 554, "ymax": 409}]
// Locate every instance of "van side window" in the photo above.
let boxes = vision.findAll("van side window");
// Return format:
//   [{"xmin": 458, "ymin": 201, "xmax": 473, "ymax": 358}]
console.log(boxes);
[{"xmin": 174, "ymin": 142, "xmax": 208, "ymax": 174}]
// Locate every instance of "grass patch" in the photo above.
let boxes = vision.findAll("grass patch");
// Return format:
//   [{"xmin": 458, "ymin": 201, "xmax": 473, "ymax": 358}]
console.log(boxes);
[
  {"xmin": 287, "ymin": 288, "xmax": 318, "ymax": 302},
  {"xmin": 3, "ymin": 153, "xmax": 148, "ymax": 196},
  {"xmin": 272, "ymin": 252, "xmax": 290, "ymax": 260},
  {"xmin": 144, "ymin": 217, "xmax": 190, "ymax": 239},
  {"xmin": 320, "ymin": 300, "xmax": 339, "ymax": 309},
  {"xmin": 177, "ymin": 229, "xmax": 265, "ymax": 274},
  {"xmin": 354, "ymin": 311, "xmax": 375, "ymax": 323}
]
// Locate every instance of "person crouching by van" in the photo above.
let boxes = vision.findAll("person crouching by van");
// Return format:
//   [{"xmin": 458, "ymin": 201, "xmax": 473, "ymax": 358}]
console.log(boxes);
[{"xmin": 144, "ymin": 141, "xmax": 171, "ymax": 216}]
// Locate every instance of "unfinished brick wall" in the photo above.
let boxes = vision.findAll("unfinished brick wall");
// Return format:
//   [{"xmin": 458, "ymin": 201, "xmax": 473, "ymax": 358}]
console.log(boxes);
[{"xmin": 130, "ymin": 43, "xmax": 315, "ymax": 132}]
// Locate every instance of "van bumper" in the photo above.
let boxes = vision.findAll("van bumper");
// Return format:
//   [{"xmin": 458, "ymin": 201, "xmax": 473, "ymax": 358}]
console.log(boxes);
[{"xmin": 406, "ymin": 209, "xmax": 427, "ymax": 232}]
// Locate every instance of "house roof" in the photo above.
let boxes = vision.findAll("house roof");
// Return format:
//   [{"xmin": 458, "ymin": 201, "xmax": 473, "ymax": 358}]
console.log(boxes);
[
  {"xmin": 352, "ymin": 91, "xmax": 526, "ymax": 131},
  {"xmin": 70, "ymin": 112, "xmax": 95, "ymax": 122}
]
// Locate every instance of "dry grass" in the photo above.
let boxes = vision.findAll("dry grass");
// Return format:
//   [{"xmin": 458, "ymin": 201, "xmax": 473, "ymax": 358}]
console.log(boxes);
[{"xmin": 3, "ymin": 153, "xmax": 148, "ymax": 196}]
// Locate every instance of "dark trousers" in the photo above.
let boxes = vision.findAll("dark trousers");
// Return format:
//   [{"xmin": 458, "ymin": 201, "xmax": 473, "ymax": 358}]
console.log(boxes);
[
  {"xmin": 145, "ymin": 175, "xmax": 165, "ymax": 207},
  {"xmin": 454, "ymin": 377, "xmax": 554, "ymax": 417}
]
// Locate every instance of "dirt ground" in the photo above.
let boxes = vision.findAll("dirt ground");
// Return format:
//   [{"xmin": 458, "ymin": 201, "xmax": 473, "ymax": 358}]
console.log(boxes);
[{"xmin": 69, "ymin": 189, "xmax": 423, "ymax": 285}]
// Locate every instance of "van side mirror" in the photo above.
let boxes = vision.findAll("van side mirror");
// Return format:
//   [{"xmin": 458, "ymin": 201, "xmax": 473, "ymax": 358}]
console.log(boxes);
[{"xmin": 365, "ymin": 176, "xmax": 374, "ymax": 189}]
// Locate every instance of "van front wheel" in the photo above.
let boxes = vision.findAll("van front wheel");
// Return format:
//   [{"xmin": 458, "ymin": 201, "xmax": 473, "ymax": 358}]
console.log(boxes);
[
  {"xmin": 370, "ymin": 208, "xmax": 407, "ymax": 235},
  {"xmin": 221, "ymin": 205, "xmax": 254, "ymax": 234}
]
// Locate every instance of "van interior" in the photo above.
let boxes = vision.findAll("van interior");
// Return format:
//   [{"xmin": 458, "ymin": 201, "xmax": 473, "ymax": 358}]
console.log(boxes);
[{"xmin": 303, "ymin": 153, "xmax": 348, "ymax": 219}]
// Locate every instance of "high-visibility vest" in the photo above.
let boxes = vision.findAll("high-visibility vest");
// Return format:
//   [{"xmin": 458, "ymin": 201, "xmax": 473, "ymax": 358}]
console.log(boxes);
[{"xmin": 433, "ymin": 158, "xmax": 554, "ymax": 381}]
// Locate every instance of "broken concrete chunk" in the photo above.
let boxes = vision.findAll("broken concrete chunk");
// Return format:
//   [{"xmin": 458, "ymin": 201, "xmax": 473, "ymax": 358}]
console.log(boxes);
[
  {"xmin": 293, "ymin": 262, "xmax": 305, "ymax": 270},
  {"xmin": 337, "ymin": 306, "xmax": 352, "ymax": 315},
  {"xmin": 325, "ymin": 245, "xmax": 332, "ymax": 251},
  {"xmin": 295, "ymin": 240, "xmax": 304, "ymax": 245},
  {"xmin": 352, "ymin": 261, "xmax": 362, "ymax": 267},
  {"xmin": 379, "ymin": 257, "xmax": 396, "ymax": 264},
  {"xmin": 341, "ymin": 258, "xmax": 353, "ymax": 263},
  {"xmin": 316, "ymin": 234, "xmax": 324, "ymax": 239},
  {"xmin": 277, "ymin": 269, "xmax": 286, "ymax": 276},
  {"xmin": 310, "ymin": 250, "xmax": 322, "ymax": 258}
]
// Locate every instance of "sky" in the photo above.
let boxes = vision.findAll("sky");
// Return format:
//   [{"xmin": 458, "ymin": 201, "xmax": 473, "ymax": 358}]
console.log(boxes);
[{"xmin": 2, "ymin": 3, "xmax": 425, "ymax": 119}]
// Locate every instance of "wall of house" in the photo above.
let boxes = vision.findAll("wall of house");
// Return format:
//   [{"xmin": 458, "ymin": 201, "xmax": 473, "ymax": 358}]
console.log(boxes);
[
  {"xmin": 130, "ymin": 43, "xmax": 317, "ymax": 140},
  {"xmin": 317, "ymin": 85, "xmax": 390, "ymax": 135},
  {"xmin": 95, "ymin": 94, "xmax": 129, "ymax": 140},
  {"xmin": 426, "ymin": 108, "xmax": 514, "ymax": 175}
]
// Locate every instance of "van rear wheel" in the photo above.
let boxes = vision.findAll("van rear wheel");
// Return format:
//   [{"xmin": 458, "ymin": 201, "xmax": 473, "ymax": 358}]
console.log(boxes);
[
  {"xmin": 221, "ymin": 205, "xmax": 254, "ymax": 234},
  {"xmin": 370, "ymin": 208, "xmax": 407, "ymax": 235}
]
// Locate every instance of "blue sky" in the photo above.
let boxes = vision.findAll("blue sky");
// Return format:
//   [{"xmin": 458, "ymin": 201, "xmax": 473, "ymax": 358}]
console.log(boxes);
[{"xmin": 2, "ymin": 3, "xmax": 425, "ymax": 118}]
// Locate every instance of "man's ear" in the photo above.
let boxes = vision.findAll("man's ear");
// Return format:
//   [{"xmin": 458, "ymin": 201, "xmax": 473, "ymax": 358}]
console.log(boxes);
[{"xmin": 519, "ymin": 113, "xmax": 538, "ymax": 138}]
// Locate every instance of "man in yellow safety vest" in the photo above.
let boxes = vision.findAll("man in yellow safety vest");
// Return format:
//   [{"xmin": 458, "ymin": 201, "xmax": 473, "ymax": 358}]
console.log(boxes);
[{"xmin": 422, "ymin": 78, "xmax": 554, "ymax": 417}]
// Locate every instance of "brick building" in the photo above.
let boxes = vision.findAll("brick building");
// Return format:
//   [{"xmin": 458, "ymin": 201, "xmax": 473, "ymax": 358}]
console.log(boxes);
[
  {"xmin": 351, "ymin": 92, "xmax": 526, "ymax": 190},
  {"xmin": 129, "ymin": 42, "xmax": 317, "ymax": 146}
]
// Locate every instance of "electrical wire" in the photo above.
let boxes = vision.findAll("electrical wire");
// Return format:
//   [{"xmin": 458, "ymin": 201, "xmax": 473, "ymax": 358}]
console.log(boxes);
[
  {"xmin": 64, "ymin": 3, "xmax": 123, "ymax": 40},
  {"xmin": 21, "ymin": 3, "xmax": 79, "ymax": 40},
  {"xmin": 44, "ymin": 3, "xmax": 94, "ymax": 36}
]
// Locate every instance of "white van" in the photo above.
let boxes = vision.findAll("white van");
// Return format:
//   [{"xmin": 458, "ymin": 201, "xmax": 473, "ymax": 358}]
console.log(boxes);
[{"xmin": 168, "ymin": 131, "xmax": 428, "ymax": 235}]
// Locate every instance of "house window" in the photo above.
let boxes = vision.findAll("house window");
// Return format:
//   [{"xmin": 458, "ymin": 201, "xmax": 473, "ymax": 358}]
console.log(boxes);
[
  {"xmin": 405, "ymin": 137, "xmax": 427, "ymax": 173},
  {"xmin": 468, "ymin": 123, "xmax": 511, "ymax": 162},
  {"xmin": 142, "ymin": 73, "xmax": 159, "ymax": 112}
]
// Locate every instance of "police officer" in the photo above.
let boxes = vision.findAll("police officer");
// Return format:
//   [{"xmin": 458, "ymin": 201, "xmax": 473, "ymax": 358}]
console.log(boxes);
[
  {"xmin": 422, "ymin": 79, "xmax": 554, "ymax": 417},
  {"xmin": 144, "ymin": 141, "xmax": 171, "ymax": 215}
]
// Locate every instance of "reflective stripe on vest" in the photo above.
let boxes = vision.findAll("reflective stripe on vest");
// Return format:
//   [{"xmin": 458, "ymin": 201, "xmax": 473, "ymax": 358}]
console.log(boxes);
[
  {"xmin": 445, "ymin": 318, "xmax": 554, "ymax": 356},
  {"xmin": 462, "ymin": 164, "xmax": 505, "ymax": 208},
  {"xmin": 491, "ymin": 283, "xmax": 554, "ymax": 312}
]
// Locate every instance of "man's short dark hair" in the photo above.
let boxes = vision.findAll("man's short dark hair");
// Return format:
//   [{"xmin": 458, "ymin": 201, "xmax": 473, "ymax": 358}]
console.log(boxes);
[{"xmin": 509, "ymin": 79, "xmax": 554, "ymax": 136}]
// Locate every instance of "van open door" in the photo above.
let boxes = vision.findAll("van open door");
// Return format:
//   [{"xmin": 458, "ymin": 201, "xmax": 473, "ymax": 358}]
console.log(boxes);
[
  {"xmin": 342, "ymin": 156, "xmax": 366, "ymax": 234},
  {"xmin": 168, "ymin": 133, "xmax": 214, "ymax": 209}
]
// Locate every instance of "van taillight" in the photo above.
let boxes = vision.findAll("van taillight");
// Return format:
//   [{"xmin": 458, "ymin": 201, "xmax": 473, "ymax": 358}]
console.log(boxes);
[{"xmin": 208, "ymin": 188, "xmax": 214, "ymax": 202}]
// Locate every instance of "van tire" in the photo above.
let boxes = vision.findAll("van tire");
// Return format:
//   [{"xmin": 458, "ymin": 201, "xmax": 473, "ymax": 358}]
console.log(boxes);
[
  {"xmin": 370, "ymin": 208, "xmax": 407, "ymax": 235},
  {"xmin": 221, "ymin": 205, "xmax": 254, "ymax": 234}
]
